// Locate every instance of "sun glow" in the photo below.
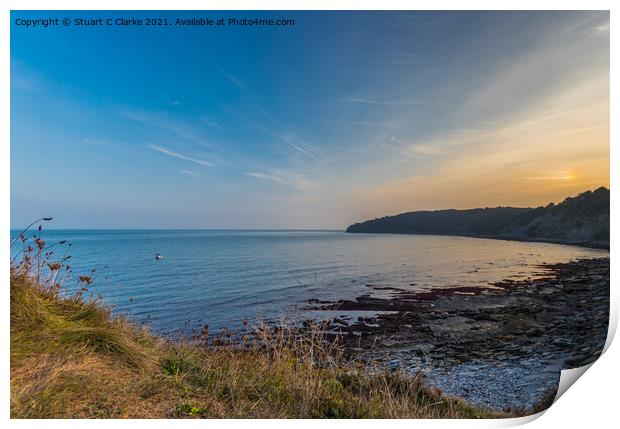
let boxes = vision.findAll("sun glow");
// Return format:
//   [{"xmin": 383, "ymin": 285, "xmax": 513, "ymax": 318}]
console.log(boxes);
[
  {"xmin": 564, "ymin": 171, "xmax": 578, "ymax": 181},
  {"xmin": 534, "ymin": 171, "xmax": 579, "ymax": 181}
]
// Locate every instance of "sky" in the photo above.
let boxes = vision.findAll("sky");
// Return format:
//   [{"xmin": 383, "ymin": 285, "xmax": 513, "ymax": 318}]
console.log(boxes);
[{"xmin": 10, "ymin": 11, "xmax": 610, "ymax": 229}]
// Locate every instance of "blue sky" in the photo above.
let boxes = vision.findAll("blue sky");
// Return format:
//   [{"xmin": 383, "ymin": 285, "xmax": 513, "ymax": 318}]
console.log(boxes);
[{"xmin": 11, "ymin": 11, "xmax": 609, "ymax": 229}]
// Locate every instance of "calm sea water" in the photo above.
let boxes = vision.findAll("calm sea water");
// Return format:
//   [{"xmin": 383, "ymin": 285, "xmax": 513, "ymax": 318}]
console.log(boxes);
[{"xmin": 11, "ymin": 230, "xmax": 608, "ymax": 335}]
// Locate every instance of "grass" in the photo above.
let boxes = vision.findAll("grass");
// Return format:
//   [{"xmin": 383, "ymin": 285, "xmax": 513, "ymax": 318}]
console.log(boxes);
[{"xmin": 10, "ymin": 225, "xmax": 504, "ymax": 419}]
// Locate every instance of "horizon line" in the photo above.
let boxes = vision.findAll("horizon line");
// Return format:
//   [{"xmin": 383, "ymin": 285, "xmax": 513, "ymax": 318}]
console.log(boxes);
[{"xmin": 9, "ymin": 227, "xmax": 347, "ymax": 232}]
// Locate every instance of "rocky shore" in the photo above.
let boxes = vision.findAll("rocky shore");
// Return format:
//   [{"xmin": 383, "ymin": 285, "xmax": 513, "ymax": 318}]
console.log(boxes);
[{"xmin": 305, "ymin": 258, "xmax": 610, "ymax": 411}]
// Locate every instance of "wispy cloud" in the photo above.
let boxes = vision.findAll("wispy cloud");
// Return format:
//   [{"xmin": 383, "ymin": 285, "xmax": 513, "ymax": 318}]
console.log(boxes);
[
  {"xmin": 149, "ymin": 144, "xmax": 216, "ymax": 167},
  {"xmin": 276, "ymin": 133, "xmax": 319, "ymax": 161},
  {"xmin": 122, "ymin": 108, "xmax": 203, "ymax": 143},
  {"xmin": 593, "ymin": 22, "xmax": 610, "ymax": 34},
  {"xmin": 199, "ymin": 115, "xmax": 224, "ymax": 131},
  {"xmin": 408, "ymin": 144, "xmax": 443, "ymax": 156},
  {"xmin": 217, "ymin": 86, "xmax": 321, "ymax": 164},
  {"xmin": 180, "ymin": 169, "xmax": 201, "ymax": 176},
  {"xmin": 341, "ymin": 97, "xmax": 425, "ymax": 106},
  {"xmin": 258, "ymin": 127, "xmax": 320, "ymax": 162},
  {"xmin": 246, "ymin": 172, "xmax": 292, "ymax": 186},
  {"xmin": 221, "ymin": 69, "xmax": 247, "ymax": 90},
  {"xmin": 119, "ymin": 107, "xmax": 223, "ymax": 152},
  {"xmin": 119, "ymin": 106, "xmax": 229, "ymax": 166},
  {"xmin": 245, "ymin": 169, "xmax": 313, "ymax": 190}
]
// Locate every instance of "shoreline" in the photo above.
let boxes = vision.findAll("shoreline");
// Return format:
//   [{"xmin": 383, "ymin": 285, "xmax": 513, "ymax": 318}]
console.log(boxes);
[
  {"xmin": 305, "ymin": 257, "xmax": 610, "ymax": 411},
  {"xmin": 12, "ymin": 228, "xmax": 610, "ymax": 250},
  {"xmin": 345, "ymin": 230, "xmax": 610, "ymax": 250}
]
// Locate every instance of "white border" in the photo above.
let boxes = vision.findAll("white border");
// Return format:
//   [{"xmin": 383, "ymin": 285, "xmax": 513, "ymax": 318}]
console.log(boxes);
[{"xmin": 1, "ymin": 2, "xmax": 616, "ymax": 428}]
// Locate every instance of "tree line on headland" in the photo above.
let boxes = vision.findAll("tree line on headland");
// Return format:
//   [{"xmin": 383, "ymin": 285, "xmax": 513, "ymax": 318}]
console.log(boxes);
[{"xmin": 347, "ymin": 187, "xmax": 610, "ymax": 249}]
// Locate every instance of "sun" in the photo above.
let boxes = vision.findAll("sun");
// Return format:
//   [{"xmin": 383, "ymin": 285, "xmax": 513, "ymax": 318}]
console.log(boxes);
[{"xmin": 563, "ymin": 171, "xmax": 578, "ymax": 181}]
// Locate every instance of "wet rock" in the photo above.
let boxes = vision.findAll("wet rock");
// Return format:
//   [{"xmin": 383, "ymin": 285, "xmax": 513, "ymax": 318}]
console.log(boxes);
[{"xmin": 307, "ymin": 257, "xmax": 609, "ymax": 413}]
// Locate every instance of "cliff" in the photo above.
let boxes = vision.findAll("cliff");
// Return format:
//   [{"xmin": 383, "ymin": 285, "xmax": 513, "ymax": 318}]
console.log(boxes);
[{"xmin": 346, "ymin": 187, "xmax": 610, "ymax": 248}]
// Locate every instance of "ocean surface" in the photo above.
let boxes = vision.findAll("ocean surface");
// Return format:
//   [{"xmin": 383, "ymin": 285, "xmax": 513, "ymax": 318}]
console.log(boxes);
[{"xmin": 10, "ymin": 229, "xmax": 608, "ymax": 335}]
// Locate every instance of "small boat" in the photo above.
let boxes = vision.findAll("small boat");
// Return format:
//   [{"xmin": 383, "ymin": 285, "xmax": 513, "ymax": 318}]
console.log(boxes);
[{"xmin": 155, "ymin": 253, "xmax": 164, "ymax": 260}]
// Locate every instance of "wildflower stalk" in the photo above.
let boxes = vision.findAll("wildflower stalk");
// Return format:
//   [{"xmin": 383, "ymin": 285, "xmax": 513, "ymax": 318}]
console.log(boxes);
[{"xmin": 10, "ymin": 217, "xmax": 53, "ymax": 248}]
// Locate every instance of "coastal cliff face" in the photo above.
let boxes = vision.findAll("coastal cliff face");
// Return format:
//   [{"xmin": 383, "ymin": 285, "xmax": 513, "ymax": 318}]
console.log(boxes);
[{"xmin": 346, "ymin": 187, "xmax": 610, "ymax": 248}]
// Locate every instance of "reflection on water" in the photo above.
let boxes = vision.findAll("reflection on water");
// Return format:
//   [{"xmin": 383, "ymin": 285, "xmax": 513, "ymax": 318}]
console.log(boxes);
[{"xmin": 10, "ymin": 229, "xmax": 608, "ymax": 334}]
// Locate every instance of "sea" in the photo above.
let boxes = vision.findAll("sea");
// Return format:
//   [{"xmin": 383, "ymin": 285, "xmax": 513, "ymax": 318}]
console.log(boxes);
[{"xmin": 10, "ymin": 229, "xmax": 608, "ymax": 337}]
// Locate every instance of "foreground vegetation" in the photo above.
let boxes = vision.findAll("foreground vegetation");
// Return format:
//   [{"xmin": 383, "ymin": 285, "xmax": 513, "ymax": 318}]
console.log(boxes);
[{"xmin": 10, "ymin": 223, "xmax": 501, "ymax": 418}]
